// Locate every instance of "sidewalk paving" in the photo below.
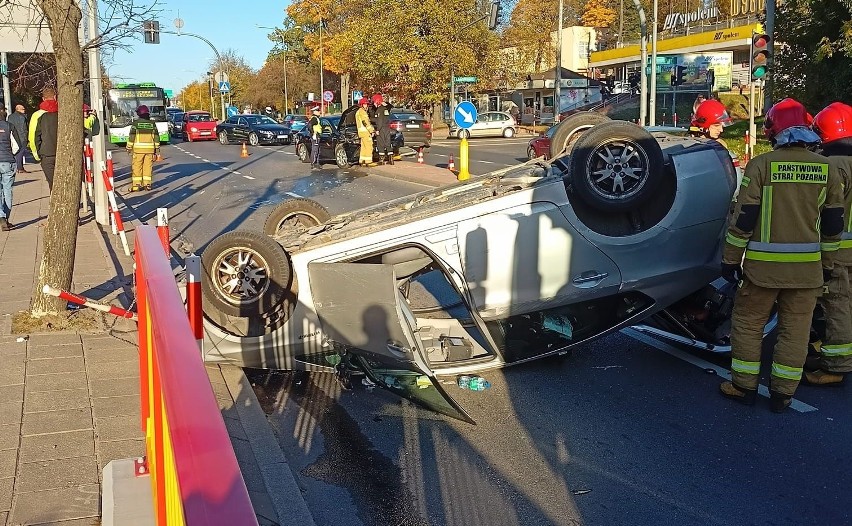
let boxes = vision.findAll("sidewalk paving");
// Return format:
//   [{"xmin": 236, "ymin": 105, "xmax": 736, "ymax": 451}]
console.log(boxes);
[{"xmin": 0, "ymin": 166, "xmax": 310, "ymax": 525}]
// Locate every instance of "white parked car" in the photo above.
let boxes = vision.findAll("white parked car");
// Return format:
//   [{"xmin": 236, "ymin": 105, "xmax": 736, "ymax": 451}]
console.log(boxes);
[{"xmin": 448, "ymin": 111, "xmax": 518, "ymax": 139}]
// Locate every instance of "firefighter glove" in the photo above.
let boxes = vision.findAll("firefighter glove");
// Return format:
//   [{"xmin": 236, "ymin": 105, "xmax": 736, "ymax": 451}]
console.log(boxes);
[{"xmin": 721, "ymin": 262, "xmax": 743, "ymax": 284}]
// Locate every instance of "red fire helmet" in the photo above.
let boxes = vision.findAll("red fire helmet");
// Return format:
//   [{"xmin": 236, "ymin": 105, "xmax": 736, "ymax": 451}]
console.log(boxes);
[
  {"xmin": 371, "ymin": 93, "xmax": 384, "ymax": 106},
  {"xmin": 691, "ymin": 99, "xmax": 732, "ymax": 129},
  {"xmin": 764, "ymin": 98, "xmax": 813, "ymax": 140},
  {"xmin": 812, "ymin": 102, "xmax": 852, "ymax": 144}
]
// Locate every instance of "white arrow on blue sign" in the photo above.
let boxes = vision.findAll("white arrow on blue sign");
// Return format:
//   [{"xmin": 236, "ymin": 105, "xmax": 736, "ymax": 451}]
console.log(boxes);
[
  {"xmin": 219, "ymin": 81, "xmax": 231, "ymax": 93},
  {"xmin": 453, "ymin": 101, "xmax": 477, "ymax": 129}
]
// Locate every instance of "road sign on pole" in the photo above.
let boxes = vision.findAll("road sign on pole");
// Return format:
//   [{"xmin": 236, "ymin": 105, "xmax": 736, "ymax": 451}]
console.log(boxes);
[
  {"xmin": 323, "ymin": 90, "xmax": 334, "ymax": 103},
  {"xmin": 453, "ymin": 101, "xmax": 477, "ymax": 129},
  {"xmin": 219, "ymin": 81, "xmax": 230, "ymax": 94},
  {"xmin": 214, "ymin": 71, "xmax": 229, "ymax": 84},
  {"xmin": 352, "ymin": 90, "xmax": 363, "ymax": 102},
  {"xmin": 454, "ymin": 76, "xmax": 477, "ymax": 83}
]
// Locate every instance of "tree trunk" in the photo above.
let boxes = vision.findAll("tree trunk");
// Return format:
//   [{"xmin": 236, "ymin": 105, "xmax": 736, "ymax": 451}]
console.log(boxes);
[{"xmin": 30, "ymin": 0, "xmax": 84, "ymax": 317}]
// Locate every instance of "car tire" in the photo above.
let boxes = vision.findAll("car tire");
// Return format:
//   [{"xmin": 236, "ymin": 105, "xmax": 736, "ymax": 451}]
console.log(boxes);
[
  {"xmin": 248, "ymin": 132, "xmax": 260, "ymax": 146},
  {"xmin": 201, "ymin": 230, "xmax": 292, "ymax": 320},
  {"xmin": 296, "ymin": 142, "xmax": 309, "ymax": 163},
  {"xmin": 456, "ymin": 129, "xmax": 470, "ymax": 139},
  {"xmin": 527, "ymin": 147, "xmax": 538, "ymax": 160},
  {"xmin": 567, "ymin": 120, "xmax": 665, "ymax": 213},
  {"xmin": 549, "ymin": 112, "xmax": 611, "ymax": 159},
  {"xmin": 503, "ymin": 127, "xmax": 515, "ymax": 138},
  {"xmin": 263, "ymin": 198, "xmax": 331, "ymax": 237},
  {"xmin": 218, "ymin": 131, "xmax": 229, "ymax": 145},
  {"xmin": 335, "ymin": 145, "xmax": 350, "ymax": 168},
  {"xmin": 186, "ymin": 132, "xmax": 192, "ymax": 142}
]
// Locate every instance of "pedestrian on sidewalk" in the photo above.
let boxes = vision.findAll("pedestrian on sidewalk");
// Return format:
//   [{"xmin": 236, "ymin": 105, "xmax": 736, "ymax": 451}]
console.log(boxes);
[
  {"xmin": 0, "ymin": 107, "xmax": 17, "ymax": 231},
  {"xmin": 127, "ymin": 105, "xmax": 160, "ymax": 191},
  {"xmin": 28, "ymin": 87, "xmax": 58, "ymax": 191},
  {"xmin": 7, "ymin": 104, "xmax": 28, "ymax": 174}
]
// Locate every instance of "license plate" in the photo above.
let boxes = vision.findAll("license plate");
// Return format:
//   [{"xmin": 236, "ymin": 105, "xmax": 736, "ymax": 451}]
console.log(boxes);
[
  {"xmin": 406, "ymin": 124, "xmax": 419, "ymax": 128},
  {"xmin": 277, "ymin": 134, "xmax": 286, "ymax": 139},
  {"xmin": 200, "ymin": 131, "xmax": 211, "ymax": 135}
]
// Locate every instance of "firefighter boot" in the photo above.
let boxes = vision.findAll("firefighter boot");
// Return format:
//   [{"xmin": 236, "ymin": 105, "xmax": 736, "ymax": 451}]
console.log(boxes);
[
  {"xmin": 386, "ymin": 150, "xmax": 394, "ymax": 166},
  {"xmin": 719, "ymin": 381, "xmax": 756, "ymax": 406},
  {"xmin": 803, "ymin": 369, "xmax": 846, "ymax": 386},
  {"xmin": 769, "ymin": 391, "xmax": 793, "ymax": 413}
]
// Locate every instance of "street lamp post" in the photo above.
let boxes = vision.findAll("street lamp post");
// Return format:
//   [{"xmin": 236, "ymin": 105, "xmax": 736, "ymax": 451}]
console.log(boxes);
[{"xmin": 319, "ymin": 19, "xmax": 325, "ymax": 114}]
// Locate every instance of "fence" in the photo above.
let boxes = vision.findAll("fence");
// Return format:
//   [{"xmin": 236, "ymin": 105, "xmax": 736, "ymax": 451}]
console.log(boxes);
[{"xmin": 135, "ymin": 225, "xmax": 258, "ymax": 525}]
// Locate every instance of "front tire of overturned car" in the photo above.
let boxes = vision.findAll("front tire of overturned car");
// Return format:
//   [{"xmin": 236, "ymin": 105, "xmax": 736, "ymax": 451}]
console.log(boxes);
[
  {"xmin": 549, "ymin": 112, "xmax": 611, "ymax": 159},
  {"xmin": 263, "ymin": 198, "xmax": 331, "ymax": 237},
  {"xmin": 201, "ymin": 230, "xmax": 292, "ymax": 320},
  {"xmin": 567, "ymin": 120, "xmax": 664, "ymax": 213}
]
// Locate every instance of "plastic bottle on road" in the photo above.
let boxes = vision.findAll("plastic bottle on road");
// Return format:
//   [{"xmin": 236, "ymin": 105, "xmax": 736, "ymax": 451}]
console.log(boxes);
[{"xmin": 457, "ymin": 375, "xmax": 491, "ymax": 391}]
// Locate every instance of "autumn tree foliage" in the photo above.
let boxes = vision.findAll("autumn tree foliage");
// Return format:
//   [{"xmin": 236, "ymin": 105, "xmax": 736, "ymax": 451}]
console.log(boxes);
[{"xmin": 580, "ymin": 0, "xmax": 617, "ymax": 28}]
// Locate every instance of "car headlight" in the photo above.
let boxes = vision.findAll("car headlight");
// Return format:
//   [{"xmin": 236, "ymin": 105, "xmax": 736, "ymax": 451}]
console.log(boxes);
[
  {"xmin": 260, "ymin": 130, "xmax": 274, "ymax": 136},
  {"xmin": 190, "ymin": 127, "xmax": 198, "ymax": 132}
]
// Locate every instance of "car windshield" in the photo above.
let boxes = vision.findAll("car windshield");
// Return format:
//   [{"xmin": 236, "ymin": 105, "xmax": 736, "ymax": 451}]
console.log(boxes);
[
  {"xmin": 173, "ymin": 114, "xmax": 184, "ymax": 123},
  {"xmin": 325, "ymin": 116, "xmax": 341, "ymax": 127},
  {"xmin": 187, "ymin": 113, "xmax": 213, "ymax": 122},
  {"xmin": 244, "ymin": 115, "xmax": 278, "ymax": 126}
]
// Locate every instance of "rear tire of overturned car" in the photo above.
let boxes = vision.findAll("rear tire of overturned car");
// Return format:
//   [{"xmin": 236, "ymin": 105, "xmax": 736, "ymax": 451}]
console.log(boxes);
[
  {"xmin": 567, "ymin": 120, "xmax": 665, "ymax": 213},
  {"xmin": 549, "ymin": 112, "xmax": 611, "ymax": 159},
  {"xmin": 201, "ymin": 230, "xmax": 292, "ymax": 321},
  {"xmin": 263, "ymin": 198, "xmax": 331, "ymax": 237}
]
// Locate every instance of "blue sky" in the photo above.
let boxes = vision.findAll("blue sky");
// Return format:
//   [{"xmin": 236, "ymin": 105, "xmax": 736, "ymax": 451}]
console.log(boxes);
[{"xmin": 108, "ymin": 0, "xmax": 287, "ymax": 94}]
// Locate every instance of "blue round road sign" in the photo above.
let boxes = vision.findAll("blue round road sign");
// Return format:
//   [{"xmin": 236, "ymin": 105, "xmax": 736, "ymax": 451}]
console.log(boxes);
[{"xmin": 454, "ymin": 101, "xmax": 477, "ymax": 129}]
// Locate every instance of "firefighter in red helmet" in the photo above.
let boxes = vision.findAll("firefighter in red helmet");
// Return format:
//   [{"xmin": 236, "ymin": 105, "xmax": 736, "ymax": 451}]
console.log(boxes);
[
  {"xmin": 720, "ymin": 98, "xmax": 844, "ymax": 412},
  {"xmin": 356, "ymin": 97, "xmax": 375, "ymax": 166},
  {"xmin": 690, "ymin": 99, "xmax": 732, "ymax": 148},
  {"xmin": 126, "ymin": 105, "xmax": 160, "ymax": 191},
  {"xmin": 805, "ymin": 102, "xmax": 852, "ymax": 385},
  {"xmin": 371, "ymin": 93, "xmax": 393, "ymax": 165}
]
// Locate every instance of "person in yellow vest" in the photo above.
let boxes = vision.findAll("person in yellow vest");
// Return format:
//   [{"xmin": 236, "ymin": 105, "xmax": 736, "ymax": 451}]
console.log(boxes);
[
  {"xmin": 355, "ymin": 97, "xmax": 375, "ymax": 166},
  {"xmin": 719, "ymin": 98, "xmax": 845, "ymax": 413},
  {"xmin": 126, "ymin": 105, "xmax": 160, "ymax": 191},
  {"xmin": 804, "ymin": 102, "xmax": 852, "ymax": 385}
]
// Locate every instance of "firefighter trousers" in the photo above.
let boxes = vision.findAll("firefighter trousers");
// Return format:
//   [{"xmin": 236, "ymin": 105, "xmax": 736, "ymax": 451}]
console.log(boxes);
[
  {"xmin": 131, "ymin": 152, "xmax": 154, "ymax": 187},
  {"xmin": 820, "ymin": 264, "xmax": 852, "ymax": 372},
  {"xmin": 358, "ymin": 132, "xmax": 373, "ymax": 164},
  {"xmin": 730, "ymin": 277, "xmax": 820, "ymax": 396}
]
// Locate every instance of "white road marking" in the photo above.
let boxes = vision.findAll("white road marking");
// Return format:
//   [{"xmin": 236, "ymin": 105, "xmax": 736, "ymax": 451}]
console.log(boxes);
[
  {"xmin": 201, "ymin": 158, "xmax": 210, "ymax": 162},
  {"xmin": 243, "ymin": 175, "xmax": 255, "ymax": 180},
  {"xmin": 233, "ymin": 171, "xmax": 242, "ymax": 175},
  {"xmin": 285, "ymin": 192, "xmax": 301, "ymax": 198},
  {"xmin": 622, "ymin": 327, "xmax": 818, "ymax": 413}
]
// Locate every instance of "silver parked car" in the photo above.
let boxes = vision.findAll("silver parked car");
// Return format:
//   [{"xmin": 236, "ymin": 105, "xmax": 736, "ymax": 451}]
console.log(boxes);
[
  {"xmin": 200, "ymin": 116, "xmax": 739, "ymax": 423},
  {"xmin": 449, "ymin": 111, "xmax": 518, "ymax": 139}
]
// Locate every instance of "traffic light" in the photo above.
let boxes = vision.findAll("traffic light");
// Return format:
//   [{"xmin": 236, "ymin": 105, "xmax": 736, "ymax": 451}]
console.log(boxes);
[
  {"xmin": 488, "ymin": 1, "xmax": 503, "ymax": 30},
  {"xmin": 750, "ymin": 31, "xmax": 770, "ymax": 80},
  {"xmin": 143, "ymin": 20, "xmax": 160, "ymax": 44}
]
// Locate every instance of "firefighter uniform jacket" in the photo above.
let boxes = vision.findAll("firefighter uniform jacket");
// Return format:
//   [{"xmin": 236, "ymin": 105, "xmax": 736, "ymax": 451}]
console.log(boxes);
[
  {"xmin": 724, "ymin": 146, "xmax": 845, "ymax": 289},
  {"xmin": 829, "ymin": 155, "xmax": 852, "ymax": 267},
  {"xmin": 355, "ymin": 107, "xmax": 374, "ymax": 135},
  {"xmin": 127, "ymin": 118, "xmax": 159, "ymax": 154}
]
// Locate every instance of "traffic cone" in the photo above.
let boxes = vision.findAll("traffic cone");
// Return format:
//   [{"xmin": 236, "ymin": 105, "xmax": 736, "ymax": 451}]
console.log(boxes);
[
  {"xmin": 417, "ymin": 148, "xmax": 424, "ymax": 164},
  {"xmin": 155, "ymin": 151, "xmax": 163, "ymax": 162},
  {"xmin": 240, "ymin": 142, "xmax": 249, "ymax": 158},
  {"xmin": 448, "ymin": 155, "xmax": 455, "ymax": 171}
]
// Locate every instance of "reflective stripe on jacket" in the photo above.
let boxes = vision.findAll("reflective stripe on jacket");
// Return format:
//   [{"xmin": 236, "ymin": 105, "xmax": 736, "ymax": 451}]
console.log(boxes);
[
  {"xmin": 723, "ymin": 146, "xmax": 844, "ymax": 288},
  {"xmin": 128, "ymin": 119, "xmax": 159, "ymax": 153}
]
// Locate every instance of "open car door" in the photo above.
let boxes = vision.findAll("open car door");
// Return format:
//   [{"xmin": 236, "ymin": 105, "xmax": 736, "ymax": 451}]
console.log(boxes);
[{"xmin": 308, "ymin": 262, "xmax": 475, "ymax": 424}]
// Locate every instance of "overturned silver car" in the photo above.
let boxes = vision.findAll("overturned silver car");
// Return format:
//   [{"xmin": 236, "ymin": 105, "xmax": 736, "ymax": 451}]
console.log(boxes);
[{"xmin": 200, "ymin": 119, "xmax": 739, "ymax": 422}]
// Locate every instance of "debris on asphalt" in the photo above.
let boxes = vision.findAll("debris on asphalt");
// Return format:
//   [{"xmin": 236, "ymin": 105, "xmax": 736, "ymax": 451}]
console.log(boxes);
[
  {"xmin": 16, "ymin": 336, "xmax": 28, "ymax": 342},
  {"xmin": 571, "ymin": 489, "xmax": 592, "ymax": 496}
]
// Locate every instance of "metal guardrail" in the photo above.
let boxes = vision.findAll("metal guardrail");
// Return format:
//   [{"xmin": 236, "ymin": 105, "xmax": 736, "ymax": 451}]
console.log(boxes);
[{"xmin": 135, "ymin": 225, "xmax": 257, "ymax": 525}]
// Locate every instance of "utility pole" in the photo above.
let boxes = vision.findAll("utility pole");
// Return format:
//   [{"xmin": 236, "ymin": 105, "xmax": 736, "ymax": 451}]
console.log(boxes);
[
  {"xmin": 763, "ymin": 0, "xmax": 776, "ymax": 112},
  {"xmin": 619, "ymin": 0, "xmax": 624, "ymax": 48},
  {"xmin": 555, "ymin": 0, "xmax": 563, "ymax": 122},
  {"xmin": 632, "ymin": 0, "xmax": 648, "ymax": 126},
  {"xmin": 649, "ymin": 0, "xmax": 658, "ymax": 126},
  {"xmin": 86, "ymin": 0, "xmax": 109, "ymax": 226},
  {"xmin": 319, "ymin": 19, "xmax": 324, "ymax": 114}
]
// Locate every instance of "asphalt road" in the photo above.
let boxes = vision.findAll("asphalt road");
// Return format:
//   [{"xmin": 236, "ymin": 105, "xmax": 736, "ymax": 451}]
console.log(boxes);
[{"xmin": 115, "ymin": 136, "xmax": 852, "ymax": 526}]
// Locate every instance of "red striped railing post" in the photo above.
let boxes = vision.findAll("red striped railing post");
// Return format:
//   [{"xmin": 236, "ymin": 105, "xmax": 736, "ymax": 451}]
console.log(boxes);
[
  {"xmin": 156, "ymin": 208, "xmax": 170, "ymax": 259},
  {"xmin": 41, "ymin": 285, "xmax": 137, "ymax": 320},
  {"xmin": 185, "ymin": 255, "xmax": 203, "ymax": 353},
  {"xmin": 101, "ymin": 161, "xmax": 131, "ymax": 256},
  {"xmin": 84, "ymin": 138, "xmax": 93, "ymax": 198}
]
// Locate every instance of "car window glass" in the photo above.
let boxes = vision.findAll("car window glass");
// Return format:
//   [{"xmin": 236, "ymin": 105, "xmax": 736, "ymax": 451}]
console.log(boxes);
[
  {"xmin": 237, "ymin": 117, "xmax": 247, "ymax": 126},
  {"xmin": 477, "ymin": 114, "xmax": 488, "ymax": 123}
]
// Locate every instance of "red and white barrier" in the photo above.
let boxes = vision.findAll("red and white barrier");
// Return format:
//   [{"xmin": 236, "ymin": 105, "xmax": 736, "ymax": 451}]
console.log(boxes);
[
  {"xmin": 83, "ymin": 139, "xmax": 93, "ymax": 199},
  {"xmin": 101, "ymin": 160, "xmax": 131, "ymax": 256},
  {"xmin": 185, "ymin": 255, "xmax": 203, "ymax": 352},
  {"xmin": 42, "ymin": 285, "xmax": 137, "ymax": 320},
  {"xmin": 156, "ymin": 208, "xmax": 170, "ymax": 258}
]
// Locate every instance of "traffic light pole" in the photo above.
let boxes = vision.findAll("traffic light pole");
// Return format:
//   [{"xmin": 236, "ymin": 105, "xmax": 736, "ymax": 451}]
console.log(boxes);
[
  {"xmin": 631, "ymin": 0, "xmax": 648, "ymax": 126},
  {"xmin": 649, "ymin": 0, "xmax": 658, "ymax": 126},
  {"xmin": 87, "ymin": 0, "xmax": 109, "ymax": 226},
  {"xmin": 748, "ymin": 34, "xmax": 756, "ymax": 160}
]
